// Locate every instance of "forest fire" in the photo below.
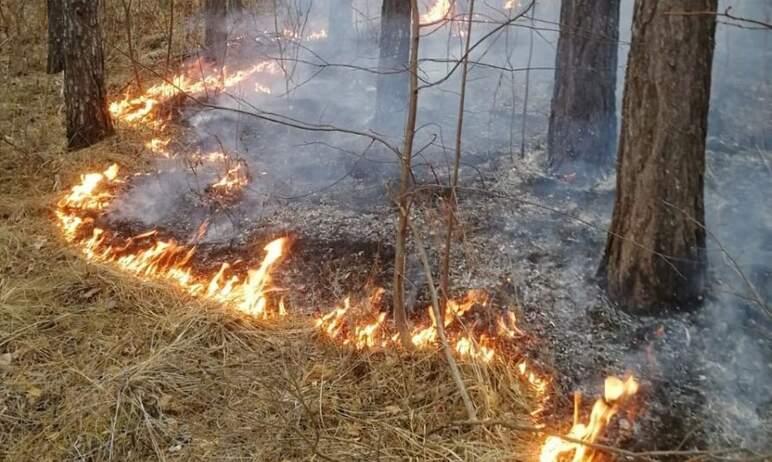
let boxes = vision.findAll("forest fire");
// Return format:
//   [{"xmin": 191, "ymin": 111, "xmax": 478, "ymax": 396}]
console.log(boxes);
[
  {"xmin": 207, "ymin": 162, "xmax": 250, "ymax": 199},
  {"xmin": 108, "ymin": 59, "xmax": 279, "ymax": 126},
  {"xmin": 51, "ymin": 53, "xmax": 646, "ymax": 461},
  {"xmin": 314, "ymin": 289, "xmax": 509, "ymax": 357},
  {"xmin": 539, "ymin": 376, "xmax": 640, "ymax": 462},
  {"xmin": 55, "ymin": 156, "xmax": 640, "ymax": 460},
  {"xmin": 281, "ymin": 27, "xmax": 328, "ymax": 42},
  {"xmin": 55, "ymin": 164, "xmax": 287, "ymax": 320}
]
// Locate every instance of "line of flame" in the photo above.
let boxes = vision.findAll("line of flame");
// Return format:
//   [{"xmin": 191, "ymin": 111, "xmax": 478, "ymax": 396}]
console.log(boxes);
[
  {"xmin": 58, "ymin": 56, "xmax": 643, "ymax": 461},
  {"xmin": 56, "ymin": 164, "xmax": 286, "ymax": 320}
]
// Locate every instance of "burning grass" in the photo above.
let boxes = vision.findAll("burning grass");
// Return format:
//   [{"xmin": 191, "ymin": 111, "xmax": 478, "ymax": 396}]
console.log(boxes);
[
  {"xmin": 0, "ymin": 49, "xmax": 549, "ymax": 462},
  {"xmin": 0, "ymin": 4, "xmax": 651, "ymax": 460},
  {"xmin": 0, "ymin": 66, "xmax": 645, "ymax": 462}
]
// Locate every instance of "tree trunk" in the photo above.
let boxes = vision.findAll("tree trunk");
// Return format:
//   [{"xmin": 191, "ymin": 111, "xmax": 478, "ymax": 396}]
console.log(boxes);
[
  {"xmin": 328, "ymin": 0, "xmax": 353, "ymax": 46},
  {"xmin": 47, "ymin": 0, "xmax": 65, "ymax": 73},
  {"xmin": 600, "ymin": 0, "xmax": 718, "ymax": 313},
  {"xmin": 392, "ymin": 0, "xmax": 420, "ymax": 350},
  {"xmin": 63, "ymin": 0, "xmax": 113, "ymax": 150},
  {"xmin": 547, "ymin": 0, "xmax": 620, "ymax": 180},
  {"xmin": 229, "ymin": 0, "xmax": 245, "ymax": 12},
  {"xmin": 204, "ymin": 0, "xmax": 228, "ymax": 65},
  {"xmin": 374, "ymin": 0, "xmax": 411, "ymax": 132}
]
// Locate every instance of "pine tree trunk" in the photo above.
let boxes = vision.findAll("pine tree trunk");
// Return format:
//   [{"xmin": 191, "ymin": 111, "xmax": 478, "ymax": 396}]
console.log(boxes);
[
  {"xmin": 63, "ymin": 0, "xmax": 113, "ymax": 150},
  {"xmin": 374, "ymin": 0, "xmax": 411, "ymax": 132},
  {"xmin": 47, "ymin": 0, "xmax": 65, "ymax": 74},
  {"xmin": 601, "ymin": 0, "xmax": 718, "ymax": 313},
  {"xmin": 547, "ymin": 0, "xmax": 620, "ymax": 180},
  {"xmin": 229, "ymin": 0, "xmax": 244, "ymax": 12},
  {"xmin": 204, "ymin": 0, "xmax": 228, "ymax": 65}
]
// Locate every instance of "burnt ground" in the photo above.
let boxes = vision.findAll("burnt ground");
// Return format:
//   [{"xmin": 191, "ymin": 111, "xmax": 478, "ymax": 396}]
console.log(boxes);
[
  {"xmin": 103, "ymin": 130, "xmax": 772, "ymax": 456},
  {"xmin": 97, "ymin": 23, "xmax": 772, "ymax": 458},
  {"xmin": 469, "ymin": 152, "xmax": 772, "ymax": 453}
]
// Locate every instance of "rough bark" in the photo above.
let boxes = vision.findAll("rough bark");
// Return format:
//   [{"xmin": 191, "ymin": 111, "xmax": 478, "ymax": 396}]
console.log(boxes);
[
  {"xmin": 63, "ymin": 0, "xmax": 113, "ymax": 150},
  {"xmin": 374, "ymin": 0, "xmax": 411, "ymax": 132},
  {"xmin": 547, "ymin": 0, "xmax": 620, "ymax": 180},
  {"xmin": 600, "ymin": 0, "xmax": 718, "ymax": 313},
  {"xmin": 204, "ymin": 0, "xmax": 228, "ymax": 65},
  {"xmin": 229, "ymin": 0, "xmax": 245, "ymax": 12},
  {"xmin": 47, "ymin": 0, "xmax": 65, "ymax": 73}
]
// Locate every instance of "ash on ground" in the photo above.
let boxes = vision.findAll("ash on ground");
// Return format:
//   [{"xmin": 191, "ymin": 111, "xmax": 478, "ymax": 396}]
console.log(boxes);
[{"xmin": 102, "ymin": 8, "xmax": 771, "ymax": 456}]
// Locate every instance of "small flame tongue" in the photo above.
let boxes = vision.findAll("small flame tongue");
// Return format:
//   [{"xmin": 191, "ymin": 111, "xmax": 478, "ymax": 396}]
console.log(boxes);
[
  {"xmin": 421, "ymin": 0, "xmax": 453, "ymax": 24},
  {"xmin": 604, "ymin": 376, "xmax": 639, "ymax": 402},
  {"xmin": 539, "ymin": 376, "xmax": 640, "ymax": 462}
]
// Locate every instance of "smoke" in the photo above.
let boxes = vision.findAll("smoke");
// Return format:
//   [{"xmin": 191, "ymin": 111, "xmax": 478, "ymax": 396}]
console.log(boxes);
[
  {"xmin": 102, "ymin": 0, "xmax": 770, "ymax": 451},
  {"xmin": 109, "ymin": 0, "xmax": 564, "ymax": 235}
]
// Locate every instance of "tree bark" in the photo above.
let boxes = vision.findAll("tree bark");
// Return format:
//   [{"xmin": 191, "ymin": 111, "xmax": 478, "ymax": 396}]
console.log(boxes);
[
  {"xmin": 47, "ymin": 0, "xmax": 65, "ymax": 73},
  {"xmin": 63, "ymin": 0, "xmax": 113, "ymax": 150},
  {"xmin": 600, "ymin": 0, "xmax": 718, "ymax": 313},
  {"xmin": 204, "ymin": 0, "xmax": 228, "ymax": 66},
  {"xmin": 375, "ymin": 0, "xmax": 411, "ymax": 132},
  {"xmin": 547, "ymin": 0, "xmax": 620, "ymax": 180},
  {"xmin": 392, "ymin": 0, "xmax": 419, "ymax": 350},
  {"xmin": 229, "ymin": 0, "xmax": 245, "ymax": 12}
]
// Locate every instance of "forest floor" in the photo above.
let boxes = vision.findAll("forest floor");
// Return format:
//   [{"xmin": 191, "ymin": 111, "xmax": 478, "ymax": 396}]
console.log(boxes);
[
  {"xmin": 0, "ymin": 70, "xmax": 548, "ymax": 462},
  {"xmin": 2, "ymin": 4, "xmax": 771, "ymax": 462},
  {"xmin": 0, "ymin": 17, "xmax": 548, "ymax": 462}
]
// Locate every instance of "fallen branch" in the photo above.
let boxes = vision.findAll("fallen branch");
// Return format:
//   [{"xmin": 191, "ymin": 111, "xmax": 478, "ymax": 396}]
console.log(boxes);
[{"xmin": 409, "ymin": 218, "xmax": 477, "ymax": 421}]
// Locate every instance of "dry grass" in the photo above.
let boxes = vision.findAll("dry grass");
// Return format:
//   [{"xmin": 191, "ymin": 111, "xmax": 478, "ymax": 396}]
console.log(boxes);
[{"xmin": 0, "ymin": 2, "xmax": 542, "ymax": 461}]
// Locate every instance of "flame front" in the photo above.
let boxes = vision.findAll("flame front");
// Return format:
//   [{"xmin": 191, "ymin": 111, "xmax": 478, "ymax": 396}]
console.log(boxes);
[
  {"xmin": 208, "ymin": 162, "xmax": 250, "ymax": 199},
  {"xmin": 54, "ymin": 57, "xmax": 647, "ymax": 461},
  {"xmin": 314, "ymin": 289, "xmax": 549, "ymax": 392},
  {"xmin": 56, "ymin": 163, "xmax": 287, "ymax": 320},
  {"xmin": 108, "ymin": 59, "xmax": 279, "ymax": 127}
]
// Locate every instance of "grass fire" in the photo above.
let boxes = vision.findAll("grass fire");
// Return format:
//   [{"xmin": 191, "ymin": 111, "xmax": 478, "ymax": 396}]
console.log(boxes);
[{"xmin": 1, "ymin": 0, "xmax": 770, "ymax": 461}]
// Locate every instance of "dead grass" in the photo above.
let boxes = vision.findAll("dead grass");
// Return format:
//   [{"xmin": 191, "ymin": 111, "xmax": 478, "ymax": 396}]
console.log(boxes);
[{"xmin": 0, "ymin": 2, "xmax": 542, "ymax": 461}]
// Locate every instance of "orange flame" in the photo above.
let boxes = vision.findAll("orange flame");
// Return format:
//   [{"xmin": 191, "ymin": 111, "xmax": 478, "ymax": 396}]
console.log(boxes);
[
  {"xmin": 109, "ymin": 60, "xmax": 279, "ymax": 126},
  {"xmin": 57, "ymin": 163, "xmax": 120, "ymax": 211},
  {"xmin": 539, "ymin": 376, "xmax": 639, "ymax": 462},
  {"xmin": 56, "ymin": 163, "xmax": 287, "ymax": 320},
  {"xmin": 209, "ymin": 163, "xmax": 250, "ymax": 197},
  {"xmin": 421, "ymin": 0, "xmax": 453, "ymax": 24},
  {"xmin": 54, "ymin": 58, "xmax": 647, "ymax": 462}
]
